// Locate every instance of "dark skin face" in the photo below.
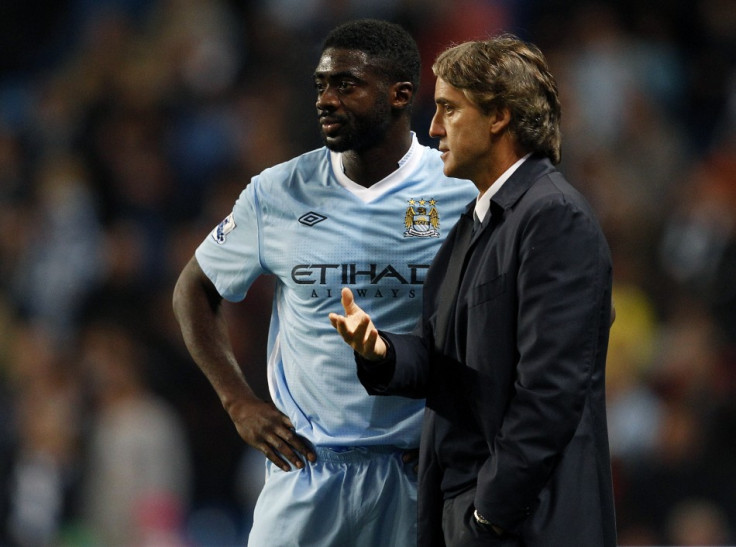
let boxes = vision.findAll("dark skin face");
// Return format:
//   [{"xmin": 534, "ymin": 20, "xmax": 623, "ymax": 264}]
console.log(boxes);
[{"xmin": 314, "ymin": 47, "xmax": 413, "ymax": 186}]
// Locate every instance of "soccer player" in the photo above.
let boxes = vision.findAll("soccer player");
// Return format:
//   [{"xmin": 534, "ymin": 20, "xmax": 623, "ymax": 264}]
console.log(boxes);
[{"xmin": 172, "ymin": 19, "xmax": 476, "ymax": 546}]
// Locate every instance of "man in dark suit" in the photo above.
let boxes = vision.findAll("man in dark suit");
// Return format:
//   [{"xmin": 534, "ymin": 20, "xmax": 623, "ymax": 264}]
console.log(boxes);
[{"xmin": 330, "ymin": 35, "xmax": 617, "ymax": 546}]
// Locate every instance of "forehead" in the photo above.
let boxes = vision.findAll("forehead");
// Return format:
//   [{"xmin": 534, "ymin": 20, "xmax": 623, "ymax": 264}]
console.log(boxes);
[
  {"xmin": 434, "ymin": 78, "xmax": 469, "ymax": 103},
  {"xmin": 314, "ymin": 48, "xmax": 379, "ymax": 78}
]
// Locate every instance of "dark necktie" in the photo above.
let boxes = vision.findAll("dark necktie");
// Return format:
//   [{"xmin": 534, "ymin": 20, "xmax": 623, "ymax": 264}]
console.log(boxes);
[
  {"xmin": 473, "ymin": 212, "xmax": 481, "ymax": 233},
  {"xmin": 434, "ymin": 213, "xmax": 474, "ymax": 351}
]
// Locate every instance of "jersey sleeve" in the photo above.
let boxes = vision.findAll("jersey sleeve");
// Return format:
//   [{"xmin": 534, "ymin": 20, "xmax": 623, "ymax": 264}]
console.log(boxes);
[{"xmin": 194, "ymin": 180, "xmax": 265, "ymax": 302}]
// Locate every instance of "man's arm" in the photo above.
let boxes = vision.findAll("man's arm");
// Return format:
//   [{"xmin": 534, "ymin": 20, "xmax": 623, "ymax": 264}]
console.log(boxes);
[
  {"xmin": 475, "ymin": 196, "xmax": 612, "ymax": 530},
  {"xmin": 330, "ymin": 287, "xmax": 432, "ymax": 398},
  {"xmin": 172, "ymin": 256, "xmax": 315, "ymax": 471},
  {"xmin": 329, "ymin": 287, "xmax": 387, "ymax": 360}
]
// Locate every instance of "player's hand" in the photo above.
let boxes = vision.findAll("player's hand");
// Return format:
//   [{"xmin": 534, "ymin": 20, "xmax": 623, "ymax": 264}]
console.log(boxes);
[
  {"xmin": 228, "ymin": 398, "xmax": 316, "ymax": 471},
  {"xmin": 329, "ymin": 287, "xmax": 387, "ymax": 361},
  {"xmin": 402, "ymin": 448, "xmax": 419, "ymax": 473}
]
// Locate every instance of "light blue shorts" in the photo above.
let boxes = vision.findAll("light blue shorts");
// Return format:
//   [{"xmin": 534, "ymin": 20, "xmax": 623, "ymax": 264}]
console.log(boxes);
[{"xmin": 247, "ymin": 446, "xmax": 418, "ymax": 547}]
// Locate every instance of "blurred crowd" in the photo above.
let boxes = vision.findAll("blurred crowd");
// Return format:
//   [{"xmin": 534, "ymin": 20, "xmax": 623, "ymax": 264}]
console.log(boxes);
[{"xmin": 0, "ymin": 0, "xmax": 734, "ymax": 545}]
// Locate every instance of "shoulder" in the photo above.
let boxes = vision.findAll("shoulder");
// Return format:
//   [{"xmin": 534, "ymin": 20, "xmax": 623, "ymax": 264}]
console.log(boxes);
[
  {"xmin": 241, "ymin": 147, "xmax": 332, "ymax": 207},
  {"xmin": 529, "ymin": 169, "xmax": 595, "ymax": 218},
  {"xmin": 494, "ymin": 158, "xmax": 602, "ymax": 232},
  {"xmin": 256, "ymin": 147, "xmax": 330, "ymax": 185},
  {"xmin": 501, "ymin": 157, "xmax": 589, "ymax": 214},
  {"xmin": 513, "ymin": 170, "xmax": 606, "ymax": 247}
]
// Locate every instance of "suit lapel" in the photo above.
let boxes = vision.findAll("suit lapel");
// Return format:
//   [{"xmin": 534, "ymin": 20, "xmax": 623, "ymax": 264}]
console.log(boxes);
[
  {"xmin": 434, "ymin": 210, "xmax": 474, "ymax": 352},
  {"xmin": 432, "ymin": 157, "xmax": 555, "ymax": 352}
]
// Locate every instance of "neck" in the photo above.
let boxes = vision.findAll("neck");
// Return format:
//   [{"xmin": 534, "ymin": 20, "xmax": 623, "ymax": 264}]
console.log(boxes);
[
  {"xmin": 475, "ymin": 138, "xmax": 525, "ymax": 195},
  {"xmin": 341, "ymin": 124, "xmax": 412, "ymax": 187}
]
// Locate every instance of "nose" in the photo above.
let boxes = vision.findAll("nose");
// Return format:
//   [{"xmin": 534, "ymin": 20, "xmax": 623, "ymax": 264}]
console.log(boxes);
[
  {"xmin": 316, "ymin": 85, "xmax": 339, "ymax": 111},
  {"xmin": 428, "ymin": 110, "xmax": 444, "ymax": 139}
]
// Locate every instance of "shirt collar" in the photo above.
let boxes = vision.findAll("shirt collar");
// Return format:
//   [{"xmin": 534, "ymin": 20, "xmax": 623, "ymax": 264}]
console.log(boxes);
[{"xmin": 474, "ymin": 153, "xmax": 531, "ymax": 223}]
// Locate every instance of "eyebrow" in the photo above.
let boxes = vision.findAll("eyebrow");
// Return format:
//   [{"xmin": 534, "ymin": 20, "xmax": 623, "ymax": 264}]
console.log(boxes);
[{"xmin": 313, "ymin": 70, "xmax": 362, "ymax": 81}]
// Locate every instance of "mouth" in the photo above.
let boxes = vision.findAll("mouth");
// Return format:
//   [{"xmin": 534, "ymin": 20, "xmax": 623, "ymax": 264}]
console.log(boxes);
[{"xmin": 319, "ymin": 115, "xmax": 344, "ymax": 136}]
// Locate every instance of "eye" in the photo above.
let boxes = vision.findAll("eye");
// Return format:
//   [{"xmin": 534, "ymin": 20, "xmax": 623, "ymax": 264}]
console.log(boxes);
[
  {"xmin": 337, "ymin": 80, "xmax": 354, "ymax": 92},
  {"xmin": 435, "ymin": 103, "xmax": 454, "ymax": 118}
]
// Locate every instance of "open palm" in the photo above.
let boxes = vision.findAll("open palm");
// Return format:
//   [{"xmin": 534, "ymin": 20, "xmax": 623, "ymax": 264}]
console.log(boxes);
[{"xmin": 329, "ymin": 287, "xmax": 387, "ymax": 360}]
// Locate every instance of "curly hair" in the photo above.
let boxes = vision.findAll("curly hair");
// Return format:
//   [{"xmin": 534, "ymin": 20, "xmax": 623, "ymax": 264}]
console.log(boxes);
[
  {"xmin": 322, "ymin": 19, "xmax": 421, "ymax": 92},
  {"xmin": 432, "ymin": 35, "xmax": 562, "ymax": 164}
]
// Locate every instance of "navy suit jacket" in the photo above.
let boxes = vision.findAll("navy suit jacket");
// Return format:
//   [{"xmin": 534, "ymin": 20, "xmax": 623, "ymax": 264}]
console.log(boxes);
[{"xmin": 358, "ymin": 156, "xmax": 617, "ymax": 546}]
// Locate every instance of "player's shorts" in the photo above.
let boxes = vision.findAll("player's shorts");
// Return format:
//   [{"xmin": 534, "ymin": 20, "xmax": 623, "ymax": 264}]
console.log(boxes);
[{"xmin": 247, "ymin": 445, "xmax": 418, "ymax": 547}]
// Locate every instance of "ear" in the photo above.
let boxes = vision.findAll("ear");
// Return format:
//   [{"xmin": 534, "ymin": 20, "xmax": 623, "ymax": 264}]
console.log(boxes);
[
  {"xmin": 489, "ymin": 107, "xmax": 511, "ymax": 136},
  {"xmin": 390, "ymin": 82, "xmax": 414, "ymax": 109}
]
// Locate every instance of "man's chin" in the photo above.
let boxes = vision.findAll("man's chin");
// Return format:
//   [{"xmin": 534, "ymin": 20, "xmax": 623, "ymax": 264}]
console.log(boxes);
[
  {"xmin": 442, "ymin": 162, "xmax": 456, "ymax": 178},
  {"xmin": 321, "ymin": 133, "xmax": 350, "ymax": 152}
]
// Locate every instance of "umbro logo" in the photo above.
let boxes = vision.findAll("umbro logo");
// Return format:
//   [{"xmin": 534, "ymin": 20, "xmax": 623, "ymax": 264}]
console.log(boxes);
[{"xmin": 298, "ymin": 212, "xmax": 327, "ymax": 226}]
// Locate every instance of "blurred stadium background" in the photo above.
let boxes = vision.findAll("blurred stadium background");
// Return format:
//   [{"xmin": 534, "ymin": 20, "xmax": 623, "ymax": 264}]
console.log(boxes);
[{"xmin": 0, "ymin": 0, "xmax": 734, "ymax": 545}]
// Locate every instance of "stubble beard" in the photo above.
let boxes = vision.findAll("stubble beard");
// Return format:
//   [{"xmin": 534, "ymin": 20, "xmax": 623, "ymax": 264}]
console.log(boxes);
[{"xmin": 321, "ymin": 99, "xmax": 393, "ymax": 153}]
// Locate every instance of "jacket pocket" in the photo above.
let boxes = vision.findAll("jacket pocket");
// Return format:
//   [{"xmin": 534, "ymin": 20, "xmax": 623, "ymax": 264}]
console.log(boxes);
[{"xmin": 469, "ymin": 273, "xmax": 506, "ymax": 307}]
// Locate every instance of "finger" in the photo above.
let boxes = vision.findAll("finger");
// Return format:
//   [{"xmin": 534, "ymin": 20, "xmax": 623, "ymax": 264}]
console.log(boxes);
[
  {"xmin": 261, "ymin": 443, "xmax": 292, "ymax": 472},
  {"xmin": 331, "ymin": 315, "xmax": 354, "ymax": 344},
  {"xmin": 281, "ymin": 414, "xmax": 296, "ymax": 431},
  {"xmin": 280, "ymin": 416, "xmax": 317, "ymax": 462},
  {"xmin": 270, "ymin": 435, "xmax": 315, "ymax": 469},
  {"xmin": 336, "ymin": 316, "xmax": 366, "ymax": 351},
  {"xmin": 341, "ymin": 287, "xmax": 356, "ymax": 314},
  {"xmin": 401, "ymin": 449, "xmax": 419, "ymax": 473},
  {"xmin": 351, "ymin": 315, "xmax": 370, "ymax": 347},
  {"xmin": 354, "ymin": 315, "xmax": 379, "ymax": 355},
  {"xmin": 280, "ymin": 434, "xmax": 317, "ymax": 463},
  {"xmin": 266, "ymin": 433, "xmax": 306, "ymax": 470},
  {"xmin": 328, "ymin": 312, "xmax": 344, "ymax": 330},
  {"xmin": 364, "ymin": 327, "xmax": 380, "ymax": 357}
]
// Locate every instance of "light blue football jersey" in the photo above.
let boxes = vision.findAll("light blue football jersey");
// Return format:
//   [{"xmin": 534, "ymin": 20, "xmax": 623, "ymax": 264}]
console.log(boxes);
[{"xmin": 196, "ymin": 134, "xmax": 477, "ymax": 448}]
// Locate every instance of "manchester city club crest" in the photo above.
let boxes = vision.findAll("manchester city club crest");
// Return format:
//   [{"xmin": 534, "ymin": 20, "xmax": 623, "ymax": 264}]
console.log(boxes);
[{"xmin": 404, "ymin": 198, "xmax": 440, "ymax": 238}]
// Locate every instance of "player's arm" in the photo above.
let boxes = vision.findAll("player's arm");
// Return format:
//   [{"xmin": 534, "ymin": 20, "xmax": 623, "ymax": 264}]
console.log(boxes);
[{"xmin": 173, "ymin": 256, "xmax": 316, "ymax": 470}]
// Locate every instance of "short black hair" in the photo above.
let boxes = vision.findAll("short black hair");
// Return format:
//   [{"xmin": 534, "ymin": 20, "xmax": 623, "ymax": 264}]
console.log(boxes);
[{"xmin": 322, "ymin": 19, "xmax": 421, "ymax": 91}]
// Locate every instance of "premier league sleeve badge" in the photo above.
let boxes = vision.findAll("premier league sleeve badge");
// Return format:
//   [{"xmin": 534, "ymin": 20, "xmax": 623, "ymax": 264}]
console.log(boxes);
[{"xmin": 211, "ymin": 212, "xmax": 237, "ymax": 244}]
